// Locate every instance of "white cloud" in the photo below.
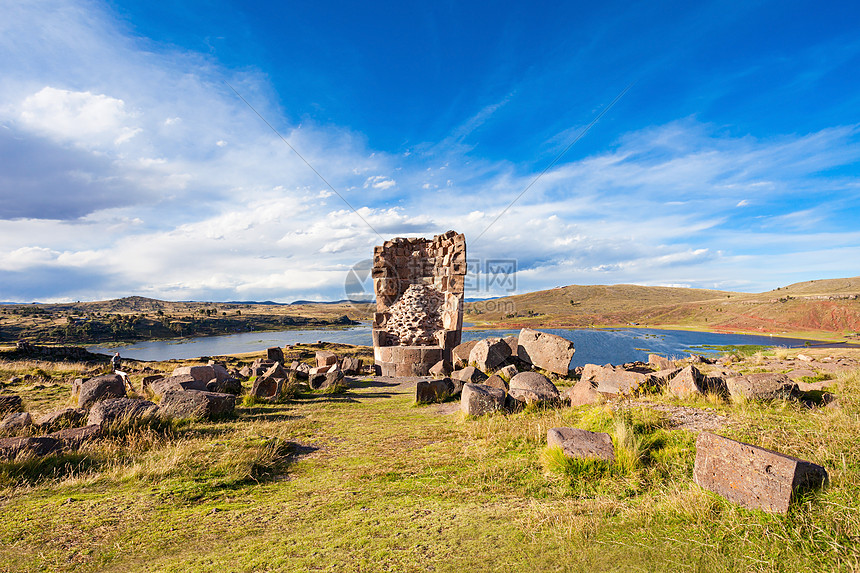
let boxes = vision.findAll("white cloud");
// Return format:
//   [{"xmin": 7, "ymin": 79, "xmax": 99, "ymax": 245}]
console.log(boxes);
[{"xmin": 363, "ymin": 175, "xmax": 396, "ymax": 190}]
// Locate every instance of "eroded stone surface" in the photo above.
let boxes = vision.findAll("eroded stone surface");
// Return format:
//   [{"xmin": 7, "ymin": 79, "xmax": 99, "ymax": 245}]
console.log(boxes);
[
  {"xmin": 461, "ymin": 383, "xmax": 505, "ymax": 416},
  {"xmin": 517, "ymin": 328, "xmax": 575, "ymax": 376},
  {"xmin": 78, "ymin": 375, "xmax": 126, "ymax": 410},
  {"xmin": 508, "ymin": 371, "xmax": 559, "ymax": 406},
  {"xmin": 547, "ymin": 427, "xmax": 615, "ymax": 462},
  {"xmin": 726, "ymin": 373, "xmax": 798, "ymax": 401},
  {"xmin": 693, "ymin": 432, "xmax": 828, "ymax": 514},
  {"xmin": 416, "ymin": 378, "xmax": 455, "ymax": 404}
]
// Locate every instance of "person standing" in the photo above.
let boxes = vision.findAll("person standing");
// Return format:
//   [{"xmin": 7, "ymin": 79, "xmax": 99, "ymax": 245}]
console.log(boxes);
[{"xmin": 111, "ymin": 352, "xmax": 121, "ymax": 371}]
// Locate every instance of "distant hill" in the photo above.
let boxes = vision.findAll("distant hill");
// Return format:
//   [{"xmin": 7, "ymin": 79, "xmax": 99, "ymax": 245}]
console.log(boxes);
[{"xmin": 465, "ymin": 278, "xmax": 860, "ymax": 340}]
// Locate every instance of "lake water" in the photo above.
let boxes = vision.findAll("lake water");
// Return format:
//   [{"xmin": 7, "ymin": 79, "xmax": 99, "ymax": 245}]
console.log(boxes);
[{"xmin": 86, "ymin": 325, "xmax": 826, "ymax": 366}]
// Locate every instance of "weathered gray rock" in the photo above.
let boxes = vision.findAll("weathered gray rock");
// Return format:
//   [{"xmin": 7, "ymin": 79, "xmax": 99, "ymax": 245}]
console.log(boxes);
[
  {"xmin": 565, "ymin": 378, "xmax": 603, "ymax": 407},
  {"xmin": 726, "ymin": 373, "xmax": 799, "ymax": 401},
  {"xmin": 468, "ymin": 338, "xmax": 511, "ymax": 372},
  {"xmin": 315, "ymin": 351, "xmax": 338, "ymax": 368},
  {"xmin": 0, "ymin": 395, "xmax": 23, "ymax": 414},
  {"xmin": 508, "ymin": 371, "xmax": 560, "ymax": 406},
  {"xmin": 35, "ymin": 407, "xmax": 87, "ymax": 431},
  {"xmin": 484, "ymin": 374, "xmax": 508, "ymax": 393},
  {"xmin": 429, "ymin": 359, "xmax": 453, "ymax": 378},
  {"xmin": 693, "ymin": 431, "xmax": 828, "ymax": 514},
  {"xmin": 291, "ymin": 361, "xmax": 311, "ymax": 380},
  {"xmin": 461, "ymin": 383, "xmax": 506, "ymax": 416},
  {"xmin": 502, "ymin": 336, "xmax": 519, "ymax": 359},
  {"xmin": 206, "ymin": 378, "xmax": 243, "ymax": 395},
  {"xmin": 149, "ymin": 374, "xmax": 207, "ymax": 398},
  {"xmin": 516, "ymin": 328, "xmax": 575, "ymax": 376},
  {"xmin": 239, "ymin": 366, "xmax": 252, "ymax": 378},
  {"xmin": 452, "ymin": 340, "xmax": 478, "ymax": 368},
  {"xmin": 416, "ymin": 378, "xmax": 455, "ymax": 404},
  {"xmin": 159, "ymin": 390, "xmax": 236, "ymax": 419},
  {"xmin": 495, "ymin": 364, "xmax": 518, "ymax": 381},
  {"xmin": 262, "ymin": 362, "xmax": 288, "ymax": 380},
  {"xmin": 172, "ymin": 365, "xmax": 216, "ymax": 383},
  {"xmin": 251, "ymin": 376, "xmax": 281, "ymax": 399},
  {"xmin": 267, "ymin": 346, "xmax": 284, "ymax": 363},
  {"xmin": 1, "ymin": 412, "xmax": 32, "ymax": 433},
  {"xmin": 579, "ymin": 364, "xmax": 661, "ymax": 398},
  {"xmin": 48, "ymin": 424, "xmax": 101, "ymax": 450},
  {"xmin": 309, "ymin": 370, "xmax": 347, "ymax": 392},
  {"xmin": 547, "ymin": 427, "xmax": 615, "ymax": 462},
  {"xmin": 0, "ymin": 436, "xmax": 59, "ymax": 459},
  {"xmin": 341, "ymin": 356, "xmax": 363, "ymax": 375},
  {"xmin": 78, "ymin": 375, "xmax": 126, "ymax": 410},
  {"xmin": 451, "ymin": 366, "xmax": 488, "ymax": 383},
  {"xmin": 87, "ymin": 398, "xmax": 158, "ymax": 428},
  {"xmin": 668, "ymin": 366, "xmax": 727, "ymax": 397},
  {"xmin": 210, "ymin": 363, "xmax": 230, "ymax": 383},
  {"xmin": 648, "ymin": 354, "xmax": 674, "ymax": 370}
]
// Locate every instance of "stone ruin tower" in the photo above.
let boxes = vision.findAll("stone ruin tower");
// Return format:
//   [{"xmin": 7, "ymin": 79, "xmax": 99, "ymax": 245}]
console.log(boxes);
[{"xmin": 372, "ymin": 230, "xmax": 466, "ymax": 376}]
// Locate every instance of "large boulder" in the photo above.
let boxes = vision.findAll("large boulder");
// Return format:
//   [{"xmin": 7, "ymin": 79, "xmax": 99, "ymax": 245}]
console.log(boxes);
[
  {"xmin": 87, "ymin": 398, "xmax": 158, "ymax": 428},
  {"xmin": 35, "ymin": 408, "xmax": 87, "ymax": 431},
  {"xmin": 171, "ymin": 365, "xmax": 216, "ymax": 383},
  {"xmin": 267, "ymin": 346, "xmax": 285, "ymax": 363},
  {"xmin": 78, "ymin": 375, "xmax": 126, "ymax": 410},
  {"xmin": 0, "ymin": 412, "xmax": 33, "ymax": 433},
  {"xmin": 468, "ymin": 338, "xmax": 511, "ymax": 372},
  {"xmin": 578, "ymin": 364, "xmax": 661, "ymax": 398},
  {"xmin": 315, "ymin": 351, "xmax": 338, "ymax": 368},
  {"xmin": 726, "ymin": 373, "xmax": 799, "ymax": 401},
  {"xmin": 452, "ymin": 340, "xmax": 478, "ymax": 368},
  {"xmin": 0, "ymin": 395, "xmax": 23, "ymax": 414},
  {"xmin": 206, "ymin": 378, "xmax": 243, "ymax": 395},
  {"xmin": 149, "ymin": 374, "xmax": 207, "ymax": 398},
  {"xmin": 416, "ymin": 378, "xmax": 455, "ymax": 404},
  {"xmin": 159, "ymin": 390, "xmax": 236, "ymax": 419},
  {"xmin": 547, "ymin": 427, "xmax": 615, "ymax": 462},
  {"xmin": 565, "ymin": 378, "xmax": 603, "ymax": 407},
  {"xmin": 516, "ymin": 329, "xmax": 575, "ymax": 376},
  {"xmin": 48, "ymin": 425, "xmax": 101, "ymax": 450},
  {"xmin": 461, "ymin": 383, "xmax": 506, "ymax": 416},
  {"xmin": 668, "ymin": 366, "xmax": 726, "ymax": 397},
  {"xmin": 309, "ymin": 370, "xmax": 347, "ymax": 392},
  {"xmin": 341, "ymin": 356, "xmax": 363, "ymax": 375},
  {"xmin": 508, "ymin": 371, "xmax": 560, "ymax": 406},
  {"xmin": 0, "ymin": 436, "xmax": 59, "ymax": 460}
]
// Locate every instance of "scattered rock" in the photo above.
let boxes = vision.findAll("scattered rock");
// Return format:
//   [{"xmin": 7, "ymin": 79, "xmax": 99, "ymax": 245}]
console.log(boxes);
[
  {"xmin": 468, "ymin": 338, "xmax": 511, "ymax": 372},
  {"xmin": 315, "ymin": 351, "xmax": 338, "ymax": 368},
  {"xmin": 796, "ymin": 354, "xmax": 814, "ymax": 362},
  {"xmin": 267, "ymin": 346, "xmax": 285, "ymax": 363},
  {"xmin": 579, "ymin": 364, "xmax": 661, "ymax": 398},
  {"xmin": 517, "ymin": 328, "xmax": 575, "ymax": 376},
  {"xmin": 0, "ymin": 412, "xmax": 32, "ymax": 433},
  {"xmin": 251, "ymin": 376, "xmax": 281, "ymax": 399},
  {"xmin": 207, "ymin": 378, "xmax": 243, "ymax": 395},
  {"xmin": 149, "ymin": 374, "xmax": 207, "ymax": 398},
  {"xmin": 668, "ymin": 366, "xmax": 726, "ymax": 397},
  {"xmin": 0, "ymin": 436, "xmax": 59, "ymax": 460},
  {"xmin": 450, "ymin": 367, "xmax": 488, "ymax": 394},
  {"xmin": 495, "ymin": 364, "xmax": 518, "ymax": 381},
  {"xmin": 309, "ymin": 370, "xmax": 347, "ymax": 392},
  {"xmin": 565, "ymin": 378, "xmax": 602, "ymax": 407},
  {"xmin": 726, "ymin": 373, "xmax": 799, "ymax": 401},
  {"xmin": 35, "ymin": 408, "xmax": 87, "ymax": 431},
  {"xmin": 77, "ymin": 375, "xmax": 126, "ymax": 410},
  {"xmin": 341, "ymin": 356, "xmax": 363, "ymax": 375},
  {"xmin": 48, "ymin": 424, "xmax": 101, "ymax": 450},
  {"xmin": 172, "ymin": 365, "xmax": 216, "ymax": 383},
  {"xmin": 501, "ymin": 336, "xmax": 519, "ymax": 359},
  {"xmin": 429, "ymin": 360, "xmax": 452, "ymax": 378},
  {"xmin": 693, "ymin": 431, "xmax": 828, "ymax": 514},
  {"xmin": 292, "ymin": 362, "xmax": 311, "ymax": 380},
  {"xmin": 508, "ymin": 371, "xmax": 560, "ymax": 406},
  {"xmin": 416, "ymin": 378, "xmax": 455, "ymax": 404},
  {"xmin": 452, "ymin": 340, "xmax": 478, "ymax": 368},
  {"xmin": 547, "ymin": 427, "xmax": 615, "ymax": 462},
  {"xmin": 484, "ymin": 374, "xmax": 508, "ymax": 393},
  {"xmin": 0, "ymin": 395, "xmax": 23, "ymax": 414},
  {"xmin": 648, "ymin": 354, "xmax": 674, "ymax": 370},
  {"xmin": 159, "ymin": 390, "xmax": 236, "ymax": 419},
  {"xmin": 460, "ymin": 383, "xmax": 506, "ymax": 416},
  {"xmin": 87, "ymin": 398, "xmax": 158, "ymax": 428}
]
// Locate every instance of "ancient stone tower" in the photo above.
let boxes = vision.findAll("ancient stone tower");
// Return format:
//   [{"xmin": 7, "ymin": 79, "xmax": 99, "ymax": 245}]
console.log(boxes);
[{"xmin": 372, "ymin": 230, "xmax": 466, "ymax": 376}]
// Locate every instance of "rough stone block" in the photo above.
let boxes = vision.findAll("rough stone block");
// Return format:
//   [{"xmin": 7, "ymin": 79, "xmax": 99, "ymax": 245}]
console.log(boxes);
[
  {"xmin": 669, "ymin": 365, "xmax": 726, "ymax": 397},
  {"xmin": 693, "ymin": 432, "xmax": 828, "ymax": 514},
  {"xmin": 172, "ymin": 365, "xmax": 216, "ymax": 383},
  {"xmin": 48, "ymin": 424, "xmax": 101, "ymax": 450},
  {"xmin": 266, "ymin": 347, "xmax": 284, "ymax": 363},
  {"xmin": 547, "ymin": 427, "xmax": 615, "ymax": 462},
  {"xmin": 78, "ymin": 375, "xmax": 126, "ymax": 410},
  {"xmin": 0, "ymin": 436, "xmax": 59, "ymax": 460},
  {"xmin": 460, "ymin": 383, "xmax": 506, "ymax": 416},
  {"xmin": 726, "ymin": 373, "xmax": 799, "ymax": 401},
  {"xmin": 468, "ymin": 338, "xmax": 511, "ymax": 372},
  {"xmin": 87, "ymin": 398, "xmax": 158, "ymax": 428},
  {"xmin": 315, "ymin": 351, "xmax": 338, "ymax": 368},
  {"xmin": 452, "ymin": 340, "xmax": 478, "ymax": 368},
  {"xmin": 159, "ymin": 390, "xmax": 236, "ymax": 420},
  {"xmin": 648, "ymin": 354, "xmax": 674, "ymax": 370},
  {"xmin": 565, "ymin": 378, "xmax": 603, "ymax": 407},
  {"xmin": 508, "ymin": 371, "xmax": 560, "ymax": 406},
  {"xmin": 416, "ymin": 378, "xmax": 455, "ymax": 404},
  {"xmin": 517, "ymin": 328, "xmax": 575, "ymax": 376}
]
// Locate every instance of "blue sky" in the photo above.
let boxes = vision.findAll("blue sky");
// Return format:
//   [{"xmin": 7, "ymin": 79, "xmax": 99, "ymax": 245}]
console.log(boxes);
[{"xmin": 1, "ymin": 0, "xmax": 859, "ymax": 303}]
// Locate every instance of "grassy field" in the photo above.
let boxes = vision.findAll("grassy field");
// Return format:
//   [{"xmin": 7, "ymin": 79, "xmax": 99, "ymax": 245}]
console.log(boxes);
[{"xmin": 1, "ymin": 346, "xmax": 859, "ymax": 571}]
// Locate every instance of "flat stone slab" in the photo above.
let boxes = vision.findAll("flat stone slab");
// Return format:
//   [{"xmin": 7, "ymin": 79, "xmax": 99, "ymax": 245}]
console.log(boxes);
[
  {"xmin": 726, "ymin": 373, "xmax": 798, "ymax": 401},
  {"xmin": 547, "ymin": 427, "xmax": 615, "ymax": 462},
  {"xmin": 693, "ymin": 432, "xmax": 828, "ymax": 514}
]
